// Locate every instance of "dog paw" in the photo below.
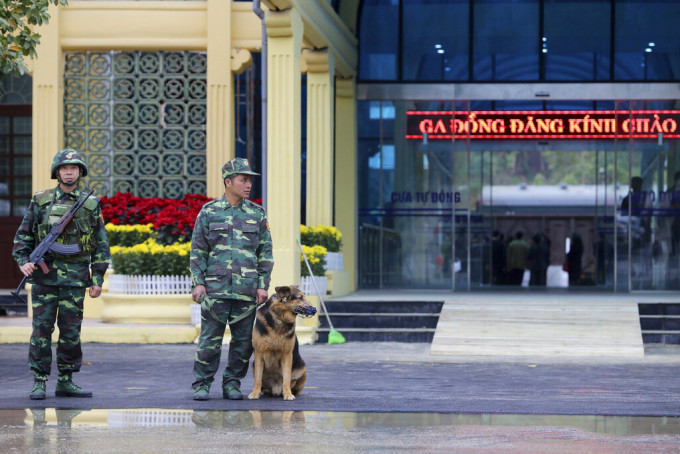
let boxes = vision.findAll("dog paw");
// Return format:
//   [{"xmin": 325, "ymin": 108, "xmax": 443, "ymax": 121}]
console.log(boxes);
[
  {"xmin": 248, "ymin": 392, "xmax": 261, "ymax": 400},
  {"xmin": 283, "ymin": 394, "xmax": 295, "ymax": 401}
]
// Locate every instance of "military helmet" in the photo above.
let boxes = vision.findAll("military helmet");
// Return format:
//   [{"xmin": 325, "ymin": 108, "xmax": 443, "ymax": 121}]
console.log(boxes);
[
  {"xmin": 51, "ymin": 149, "xmax": 88, "ymax": 179},
  {"xmin": 222, "ymin": 158, "xmax": 259, "ymax": 179}
]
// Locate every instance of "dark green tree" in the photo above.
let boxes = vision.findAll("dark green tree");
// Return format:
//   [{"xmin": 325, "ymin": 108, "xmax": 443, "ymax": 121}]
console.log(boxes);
[{"xmin": 0, "ymin": 0, "xmax": 67, "ymax": 76}]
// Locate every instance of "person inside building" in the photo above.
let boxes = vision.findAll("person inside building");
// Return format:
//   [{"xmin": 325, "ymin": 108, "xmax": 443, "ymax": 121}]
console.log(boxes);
[
  {"xmin": 528, "ymin": 234, "xmax": 549, "ymax": 286},
  {"xmin": 190, "ymin": 158, "xmax": 274, "ymax": 401},
  {"xmin": 621, "ymin": 176, "xmax": 652, "ymax": 285},
  {"xmin": 12, "ymin": 149, "xmax": 111, "ymax": 400},
  {"xmin": 506, "ymin": 231, "xmax": 529, "ymax": 286}
]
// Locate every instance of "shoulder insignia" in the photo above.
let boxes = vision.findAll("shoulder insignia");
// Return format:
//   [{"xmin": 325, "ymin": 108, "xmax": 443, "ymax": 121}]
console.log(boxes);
[
  {"xmin": 245, "ymin": 219, "xmax": 257, "ymax": 224},
  {"xmin": 35, "ymin": 189, "xmax": 54, "ymax": 206}
]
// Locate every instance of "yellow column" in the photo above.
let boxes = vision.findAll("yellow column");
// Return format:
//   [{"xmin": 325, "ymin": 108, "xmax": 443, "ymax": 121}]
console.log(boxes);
[
  {"xmin": 32, "ymin": 4, "xmax": 63, "ymax": 192},
  {"xmin": 206, "ymin": 0, "xmax": 233, "ymax": 198},
  {"xmin": 265, "ymin": 9, "xmax": 303, "ymax": 289},
  {"xmin": 304, "ymin": 48, "xmax": 335, "ymax": 226},
  {"xmin": 334, "ymin": 77, "xmax": 357, "ymax": 291}
]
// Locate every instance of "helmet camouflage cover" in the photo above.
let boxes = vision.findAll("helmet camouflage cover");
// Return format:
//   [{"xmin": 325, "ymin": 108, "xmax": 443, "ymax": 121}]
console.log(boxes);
[{"xmin": 51, "ymin": 149, "xmax": 88, "ymax": 179}]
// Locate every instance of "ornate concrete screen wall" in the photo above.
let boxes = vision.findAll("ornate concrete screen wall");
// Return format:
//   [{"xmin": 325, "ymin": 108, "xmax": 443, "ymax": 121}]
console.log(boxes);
[{"xmin": 63, "ymin": 51, "xmax": 207, "ymax": 198}]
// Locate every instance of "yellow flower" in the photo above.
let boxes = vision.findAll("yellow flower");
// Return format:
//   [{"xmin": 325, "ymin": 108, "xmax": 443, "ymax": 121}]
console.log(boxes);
[{"xmin": 105, "ymin": 223, "xmax": 154, "ymax": 234}]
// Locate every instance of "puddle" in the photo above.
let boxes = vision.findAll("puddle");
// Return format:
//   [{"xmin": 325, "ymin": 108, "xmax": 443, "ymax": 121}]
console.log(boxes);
[{"xmin": 0, "ymin": 409, "xmax": 678, "ymax": 452}]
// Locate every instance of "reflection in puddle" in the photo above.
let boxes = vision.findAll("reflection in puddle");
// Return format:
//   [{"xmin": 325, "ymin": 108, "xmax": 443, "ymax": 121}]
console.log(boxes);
[
  {"xmin": 1, "ymin": 409, "xmax": 678, "ymax": 452},
  {"xmin": 8, "ymin": 409, "xmax": 680, "ymax": 435}
]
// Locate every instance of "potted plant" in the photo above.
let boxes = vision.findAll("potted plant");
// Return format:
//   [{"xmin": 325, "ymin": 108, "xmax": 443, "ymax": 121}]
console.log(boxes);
[
  {"xmin": 99, "ymin": 193, "xmax": 211, "ymax": 324},
  {"xmin": 300, "ymin": 224, "xmax": 343, "ymax": 270},
  {"xmin": 299, "ymin": 244, "xmax": 328, "ymax": 296}
]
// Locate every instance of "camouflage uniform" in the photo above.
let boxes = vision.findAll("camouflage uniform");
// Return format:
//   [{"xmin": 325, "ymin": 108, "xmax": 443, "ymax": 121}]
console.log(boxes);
[
  {"xmin": 12, "ymin": 150, "xmax": 111, "ymax": 383},
  {"xmin": 191, "ymin": 159, "xmax": 274, "ymax": 392}
]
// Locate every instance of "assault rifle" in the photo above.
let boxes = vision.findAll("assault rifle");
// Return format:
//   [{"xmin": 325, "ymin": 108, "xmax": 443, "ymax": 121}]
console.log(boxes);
[{"xmin": 11, "ymin": 188, "xmax": 95, "ymax": 304}]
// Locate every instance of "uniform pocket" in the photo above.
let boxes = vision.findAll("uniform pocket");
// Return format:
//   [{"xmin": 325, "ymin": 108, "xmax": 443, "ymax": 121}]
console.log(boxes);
[
  {"xmin": 204, "ymin": 264, "xmax": 230, "ymax": 294},
  {"xmin": 238, "ymin": 225, "xmax": 259, "ymax": 248},
  {"xmin": 76, "ymin": 218, "xmax": 91, "ymax": 234},
  {"xmin": 37, "ymin": 224, "xmax": 49, "ymax": 241},
  {"xmin": 208, "ymin": 222, "xmax": 230, "ymax": 243},
  {"xmin": 232, "ymin": 269, "xmax": 258, "ymax": 299}
]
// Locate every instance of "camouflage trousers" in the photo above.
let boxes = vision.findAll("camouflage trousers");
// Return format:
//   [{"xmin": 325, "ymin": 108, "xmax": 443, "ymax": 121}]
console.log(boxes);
[
  {"xmin": 192, "ymin": 298, "xmax": 257, "ymax": 390},
  {"xmin": 29, "ymin": 284, "xmax": 86, "ymax": 379}
]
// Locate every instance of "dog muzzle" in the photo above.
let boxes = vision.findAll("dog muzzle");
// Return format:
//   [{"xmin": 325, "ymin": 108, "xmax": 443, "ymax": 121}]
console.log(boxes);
[{"xmin": 293, "ymin": 305, "xmax": 317, "ymax": 318}]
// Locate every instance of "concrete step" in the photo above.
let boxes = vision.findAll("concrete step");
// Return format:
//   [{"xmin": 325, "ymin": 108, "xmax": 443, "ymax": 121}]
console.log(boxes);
[
  {"xmin": 316, "ymin": 327, "xmax": 436, "ymax": 343},
  {"xmin": 430, "ymin": 300, "xmax": 644, "ymax": 357},
  {"xmin": 316, "ymin": 301, "xmax": 444, "ymax": 342},
  {"xmin": 638, "ymin": 302, "xmax": 680, "ymax": 344},
  {"xmin": 318, "ymin": 312, "xmax": 440, "ymax": 329},
  {"xmin": 321, "ymin": 300, "xmax": 444, "ymax": 314}
]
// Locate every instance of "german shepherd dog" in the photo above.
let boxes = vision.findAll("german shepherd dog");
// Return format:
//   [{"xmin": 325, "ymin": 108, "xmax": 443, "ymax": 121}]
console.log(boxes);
[{"xmin": 248, "ymin": 286, "xmax": 316, "ymax": 400}]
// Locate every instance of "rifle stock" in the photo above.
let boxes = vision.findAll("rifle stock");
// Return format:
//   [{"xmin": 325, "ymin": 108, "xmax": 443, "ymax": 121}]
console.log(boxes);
[{"xmin": 11, "ymin": 276, "xmax": 27, "ymax": 305}]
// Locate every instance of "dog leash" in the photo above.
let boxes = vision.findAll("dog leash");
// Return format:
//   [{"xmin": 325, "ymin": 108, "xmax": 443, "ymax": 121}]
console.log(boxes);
[{"xmin": 199, "ymin": 294, "xmax": 257, "ymax": 326}]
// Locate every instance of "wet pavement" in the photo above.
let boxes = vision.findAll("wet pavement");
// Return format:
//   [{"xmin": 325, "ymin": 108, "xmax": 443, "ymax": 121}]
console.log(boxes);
[
  {"xmin": 1, "ymin": 342, "xmax": 680, "ymax": 452},
  {"xmin": 1, "ymin": 409, "xmax": 680, "ymax": 453}
]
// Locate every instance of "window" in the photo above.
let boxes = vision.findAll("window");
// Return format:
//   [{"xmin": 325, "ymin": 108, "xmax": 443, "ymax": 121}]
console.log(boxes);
[
  {"xmin": 0, "ymin": 107, "xmax": 32, "ymax": 216},
  {"xmin": 544, "ymin": 0, "xmax": 611, "ymax": 81}
]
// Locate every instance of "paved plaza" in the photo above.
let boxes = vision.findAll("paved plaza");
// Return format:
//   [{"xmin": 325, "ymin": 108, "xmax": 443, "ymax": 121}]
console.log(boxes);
[{"xmin": 1, "ymin": 342, "xmax": 680, "ymax": 452}]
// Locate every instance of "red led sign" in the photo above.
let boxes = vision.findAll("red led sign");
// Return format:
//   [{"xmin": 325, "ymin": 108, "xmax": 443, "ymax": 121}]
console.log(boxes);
[{"xmin": 406, "ymin": 110, "xmax": 680, "ymax": 140}]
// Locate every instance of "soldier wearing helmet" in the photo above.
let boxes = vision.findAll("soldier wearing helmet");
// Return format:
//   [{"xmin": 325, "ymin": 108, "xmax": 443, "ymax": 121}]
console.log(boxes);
[
  {"xmin": 190, "ymin": 158, "xmax": 274, "ymax": 401},
  {"xmin": 12, "ymin": 149, "xmax": 111, "ymax": 400},
  {"xmin": 50, "ymin": 149, "xmax": 89, "ymax": 182}
]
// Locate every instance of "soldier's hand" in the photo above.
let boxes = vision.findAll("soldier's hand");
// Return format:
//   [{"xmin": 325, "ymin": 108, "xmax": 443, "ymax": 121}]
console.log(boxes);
[
  {"xmin": 256, "ymin": 288, "xmax": 268, "ymax": 305},
  {"xmin": 20, "ymin": 262, "xmax": 36, "ymax": 277},
  {"xmin": 192, "ymin": 284, "xmax": 207, "ymax": 303},
  {"xmin": 89, "ymin": 286, "xmax": 102, "ymax": 298}
]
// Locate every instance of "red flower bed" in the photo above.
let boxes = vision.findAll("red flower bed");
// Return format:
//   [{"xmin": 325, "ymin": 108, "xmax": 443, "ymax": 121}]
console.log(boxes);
[{"xmin": 101, "ymin": 193, "xmax": 214, "ymax": 244}]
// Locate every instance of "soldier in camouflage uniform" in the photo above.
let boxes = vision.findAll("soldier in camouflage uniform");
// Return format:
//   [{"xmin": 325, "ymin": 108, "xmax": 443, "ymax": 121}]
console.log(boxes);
[
  {"xmin": 191, "ymin": 158, "xmax": 274, "ymax": 401},
  {"xmin": 12, "ymin": 149, "xmax": 111, "ymax": 400}
]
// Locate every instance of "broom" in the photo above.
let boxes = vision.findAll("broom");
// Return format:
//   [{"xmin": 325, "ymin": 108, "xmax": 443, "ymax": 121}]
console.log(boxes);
[{"xmin": 297, "ymin": 237, "xmax": 346, "ymax": 345}]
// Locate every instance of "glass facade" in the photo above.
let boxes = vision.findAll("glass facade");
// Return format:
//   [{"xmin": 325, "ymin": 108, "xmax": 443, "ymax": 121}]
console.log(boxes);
[
  {"xmin": 357, "ymin": 0, "xmax": 680, "ymax": 291},
  {"xmin": 359, "ymin": 0, "xmax": 680, "ymax": 82},
  {"xmin": 544, "ymin": 0, "xmax": 611, "ymax": 81}
]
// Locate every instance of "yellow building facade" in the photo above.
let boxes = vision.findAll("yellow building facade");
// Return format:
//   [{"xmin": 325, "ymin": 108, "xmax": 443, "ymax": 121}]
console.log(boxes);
[{"xmin": 25, "ymin": 0, "xmax": 359, "ymax": 295}]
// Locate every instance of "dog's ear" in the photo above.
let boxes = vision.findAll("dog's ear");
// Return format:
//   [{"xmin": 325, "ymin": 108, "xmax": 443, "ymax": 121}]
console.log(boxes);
[{"xmin": 275, "ymin": 286, "xmax": 291, "ymax": 300}]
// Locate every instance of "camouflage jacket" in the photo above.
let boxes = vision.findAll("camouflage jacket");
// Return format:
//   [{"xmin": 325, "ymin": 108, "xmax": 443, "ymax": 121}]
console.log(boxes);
[
  {"xmin": 12, "ymin": 185, "xmax": 111, "ymax": 288},
  {"xmin": 190, "ymin": 195, "xmax": 274, "ymax": 302}
]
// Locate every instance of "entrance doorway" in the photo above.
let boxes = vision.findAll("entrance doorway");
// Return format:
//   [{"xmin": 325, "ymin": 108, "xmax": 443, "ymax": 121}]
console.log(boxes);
[
  {"xmin": 471, "ymin": 142, "xmax": 618, "ymax": 290},
  {"xmin": 358, "ymin": 100, "xmax": 680, "ymax": 291}
]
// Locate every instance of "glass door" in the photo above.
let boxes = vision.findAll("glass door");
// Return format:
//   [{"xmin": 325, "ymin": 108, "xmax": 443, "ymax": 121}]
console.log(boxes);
[{"xmin": 617, "ymin": 100, "xmax": 680, "ymax": 290}]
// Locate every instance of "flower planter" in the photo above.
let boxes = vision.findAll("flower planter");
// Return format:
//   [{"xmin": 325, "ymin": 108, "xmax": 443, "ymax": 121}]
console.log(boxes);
[
  {"xmin": 108, "ymin": 274, "xmax": 192, "ymax": 294},
  {"xmin": 102, "ymin": 274, "xmax": 193, "ymax": 324},
  {"xmin": 100, "ymin": 292, "xmax": 194, "ymax": 324},
  {"xmin": 324, "ymin": 252, "xmax": 344, "ymax": 271},
  {"xmin": 299, "ymin": 276, "xmax": 328, "ymax": 296}
]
